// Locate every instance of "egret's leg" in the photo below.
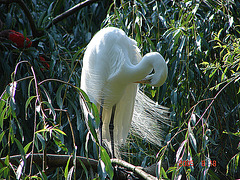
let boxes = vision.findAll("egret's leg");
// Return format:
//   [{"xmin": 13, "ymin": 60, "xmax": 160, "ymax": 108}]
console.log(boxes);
[
  {"xmin": 99, "ymin": 99, "xmax": 104, "ymax": 146},
  {"xmin": 109, "ymin": 104, "xmax": 116, "ymax": 158}
]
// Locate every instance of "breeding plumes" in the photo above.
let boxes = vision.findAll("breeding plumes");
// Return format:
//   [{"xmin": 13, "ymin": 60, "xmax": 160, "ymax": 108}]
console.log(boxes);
[{"xmin": 80, "ymin": 27, "xmax": 169, "ymax": 157}]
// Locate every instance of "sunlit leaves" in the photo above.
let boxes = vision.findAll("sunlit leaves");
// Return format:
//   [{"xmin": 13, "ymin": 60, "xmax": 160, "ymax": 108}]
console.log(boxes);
[
  {"xmin": 202, "ymin": 29, "xmax": 240, "ymax": 91},
  {"xmin": 64, "ymin": 156, "xmax": 72, "ymax": 179}
]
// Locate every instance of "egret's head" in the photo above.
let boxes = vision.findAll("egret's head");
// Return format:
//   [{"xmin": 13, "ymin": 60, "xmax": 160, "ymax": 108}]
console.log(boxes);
[{"xmin": 143, "ymin": 52, "xmax": 168, "ymax": 87}]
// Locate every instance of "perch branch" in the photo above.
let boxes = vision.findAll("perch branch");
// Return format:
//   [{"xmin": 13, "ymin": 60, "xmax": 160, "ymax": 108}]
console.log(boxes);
[
  {"xmin": 0, "ymin": 153, "xmax": 159, "ymax": 179},
  {"xmin": 0, "ymin": 153, "xmax": 98, "ymax": 172},
  {"xmin": 46, "ymin": 0, "xmax": 99, "ymax": 29},
  {"xmin": 111, "ymin": 158, "xmax": 158, "ymax": 180}
]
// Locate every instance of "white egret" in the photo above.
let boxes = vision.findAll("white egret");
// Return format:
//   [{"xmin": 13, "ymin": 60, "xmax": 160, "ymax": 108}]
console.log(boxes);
[{"xmin": 80, "ymin": 27, "xmax": 169, "ymax": 158}]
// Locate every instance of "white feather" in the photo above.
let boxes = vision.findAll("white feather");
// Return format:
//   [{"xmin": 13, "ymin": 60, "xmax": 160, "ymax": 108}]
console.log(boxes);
[{"xmin": 80, "ymin": 27, "xmax": 169, "ymax": 155}]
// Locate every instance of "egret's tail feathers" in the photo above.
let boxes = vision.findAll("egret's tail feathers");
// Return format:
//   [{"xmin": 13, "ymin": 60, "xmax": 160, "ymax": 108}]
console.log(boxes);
[{"xmin": 130, "ymin": 89, "xmax": 171, "ymax": 146}]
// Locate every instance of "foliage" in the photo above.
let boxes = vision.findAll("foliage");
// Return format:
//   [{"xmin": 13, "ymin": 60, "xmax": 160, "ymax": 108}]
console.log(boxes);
[
  {"xmin": 0, "ymin": 0, "xmax": 240, "ymax": 179},
  {"xmin": 0, "ymin": 0, "xmax": 111, "ymax": 179}
]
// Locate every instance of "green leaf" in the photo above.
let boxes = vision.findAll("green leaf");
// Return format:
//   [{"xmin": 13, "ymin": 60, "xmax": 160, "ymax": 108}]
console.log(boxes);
[
  {"xmin": 15, "ymin": 118, "xmax": 24, "ymax": 142},
  {"xmin": 41, "ymin": 101, "xmax": 56, "ymax": 120},
  {"xmin": 0, "ymin": 167, "xmax": 8, "ymax": 177},
  {"xmin": 208, "ymin": 169, "xmax": 220, "ymax": 180},
  {"xmin": 14, "ymin": 138, "xmax": 26, "ymax": 179},
  {"xmin": 25, "ymin": 96, "xmax": 36, "ymax": 119},
  {"xmin": 221, "ymin": 67, "xmax": 228, "ymax": 81},
  {"xmin": 189, "ymin": 132, "xmax": 197, "ymax": 153},
  {"xmin": 64, "ymin": 156, "xmax": 72, "ymax": 179},
  {"xmin": 54, "ymin": 137, "xmax": 68, "ymax": 152},
  {"xmin": 10, "ymin": 98, "xmax": 17, "ymax": 118},
  {"xmin": 0, "ymin": 92, "xmax": 8, "ymax": 111},
  {"xmin": 24, "ymin": 142, "xmax": 32, "ymax": 154},
  {"xmin": 36, "ymin": 133, "xmax": 45, "ymax": 151},
  {"xmin": 209, "ymin": 68, "xmax": 218, "ymax": 78},
  {"xmin": 52, "ymin": 128, "xmax": 67, "ymax": 136},
  {"xmin": 48, "ymin": 33, "xmax": 55, "ymax": 51},
  {"xmin": 67, "ymin": 98, "xmax": 82, "ymax": 131},
  {"xmin": 91, "ymin": 103, "xmax": 100, "ymax": 128},
  {"xmin": 99, "ymin": 146, "xmax": 113, "ymax": 180},
  {"xmin": 0, "ymin": 131, "xmax": 5, "ymax": 143},
  {"xmin": 0, "ymin": 106, "xmax": 9, "ymax": 129},
  {"xmin": 87, "ymin": 114, "xmax": 99, "ymax": 144},
  {"xmin": 14, "ymin": 138, "xmax": 25, "ymax": 157},
  {"xmin": 78, "ymin": 87, "xmax": 91, "ymax": 103},
  {"xmin": 135, "ymin": 23, "xmax": 141, "ymax": 44},
  {"xmin": 37, "ymin": 11, "xmax": 46, "ymax": 27},
  {"xmin": 188, "ymin": 121, "xmax": 197, "ymax": 153},
  {"xmin": 176, "ymin": 140, "xmax": 187, "ymax": 163},
  {"xmin": 56, "ymin": 85, "xmax": 64, "ymax": 109},
  {"xmin": 173, "ymin": 29, "xmax": 182, "ymax": 46},
  {"xmin": 72, "ymin": 49, "xmax": 84, "ymax": 68},
  {"xmin": 160, "ymin": 167, "xmax": 168, "ymax": 179},
  {"xmin": 47, "ymin": 2, "xmax": 55, "ymax": 16},
  {"xmin": 147, "ymin": 37, "xmax": 156, "ymax": 51},
  {"xmin": 33, "ymin": 163, "xmax": 48, "ymax": 179},
  {"xmin": 77, "ymin": 158, "xmax": 88, "ymax": 177}
]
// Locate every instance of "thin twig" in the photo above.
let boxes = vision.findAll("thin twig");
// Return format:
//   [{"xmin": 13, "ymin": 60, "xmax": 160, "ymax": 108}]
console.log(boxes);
[
  {"xmin": 46, "ymin": 0, "xmax": 99, "ymax": 29},
  {"xmin": 0, "ymin": 76, "xmax": 34, "ymax": 101},
  {"xmin": 192, "ymin": 78, "xmax": 235, "ymax": 129}
]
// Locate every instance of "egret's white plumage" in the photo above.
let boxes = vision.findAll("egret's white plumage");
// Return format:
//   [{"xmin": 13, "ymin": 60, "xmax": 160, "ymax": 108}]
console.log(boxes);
[{"xmin": 80, "ymin": 27, "xmax": 169, "ymax": 155}]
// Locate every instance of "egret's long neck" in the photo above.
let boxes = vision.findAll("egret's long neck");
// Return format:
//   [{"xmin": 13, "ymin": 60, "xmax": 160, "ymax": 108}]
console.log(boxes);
[
  {"xmin": 109, "ymin": 52, "xmax": 167, "ymax": 87},
  {"xmin": 126, "ymin": 52, "xmax": 167, "ymax": 86},
  {"xmin": 127, "ymin": 55, "xmax": 154, "ymax": 82}
]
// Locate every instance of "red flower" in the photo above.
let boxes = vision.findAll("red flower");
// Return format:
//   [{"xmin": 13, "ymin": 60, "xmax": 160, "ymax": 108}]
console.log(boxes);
[
  {"xmin": 8, "ymin": 30, "xmax": 32, "ymax": 48},
  {"xmin": 1, "ymin": 30, "xmax": 50, "ymax": 70},
  {"xmin": 39, "ymin": 56, "xmax": 50, "ymax": 70}
]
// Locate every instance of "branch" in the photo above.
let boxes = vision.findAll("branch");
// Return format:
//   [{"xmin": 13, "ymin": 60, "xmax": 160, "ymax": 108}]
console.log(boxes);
[
  {"xmin": 0, "ymin": 153, "xmax": 98, "ymax": 172},
  {"xmin": 46, "ymin": 0, "xmax": 99, "ymax": 29},
  {"xmin": 111, "ymin": 159, "xmax": 157, "ymax": 180},
  {"xmin": 0, "ymin": 0, "xmax": 99, "ymax": 46},
  {"xmin": 0, "ymin": 153, "xmax": 160, "ymax": 179}
]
